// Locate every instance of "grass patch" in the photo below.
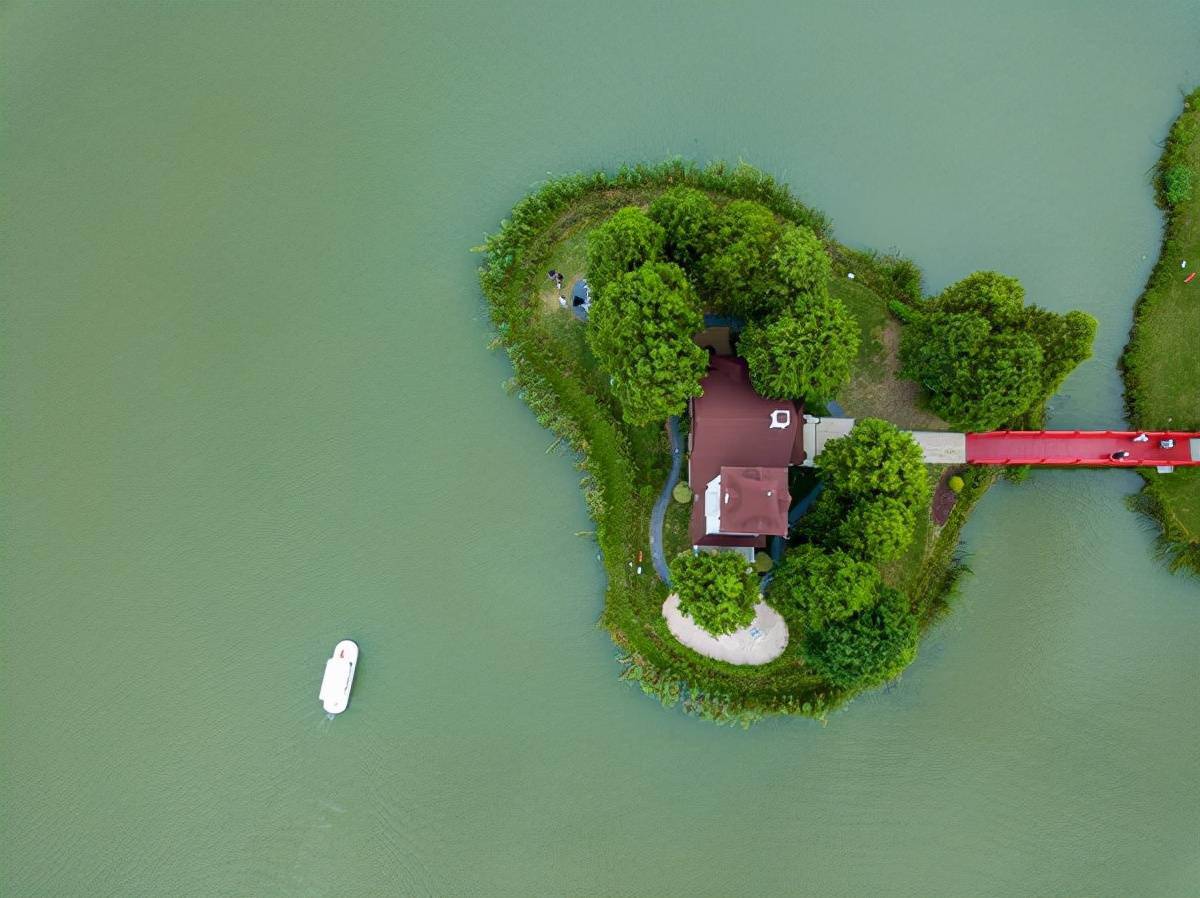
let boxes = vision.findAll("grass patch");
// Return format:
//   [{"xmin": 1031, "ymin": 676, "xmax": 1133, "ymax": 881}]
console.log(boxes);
[
  {"xmin": 831, "ymin": 276, "xmax": 948, "ymax": 431},
  {"xmin": 1122, "ymin": 87, "xmax": 1200, "ymax": 571}
]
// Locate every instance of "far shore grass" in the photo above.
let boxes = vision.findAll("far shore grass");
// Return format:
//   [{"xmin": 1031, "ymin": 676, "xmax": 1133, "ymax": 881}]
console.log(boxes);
[{"xmin": 1122, "ymin": 87, "xmax": 1200, "ymax": 573}]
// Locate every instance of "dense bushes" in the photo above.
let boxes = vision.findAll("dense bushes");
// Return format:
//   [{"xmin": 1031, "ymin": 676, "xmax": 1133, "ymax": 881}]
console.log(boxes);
[
  {"xmin": 801, "ymin": 586, "xmax": 919, "ymax": 690},
  {"xmin": 648, "ymin": 186, "xmax": 717, "ymax": 269},
  {"xmin": 772, "ymin": 420, "xmax": 927, "ymax": 692},
  {"xmin": 587, "ymin": 183, "xmax": 856, "ymax": 421},
  {"xmin": 802, "ymin": 418, "xmax": 929, "ymax": 565},
  {"xmin": 1157, "ymin": 95, "xmax": 1199, "ymax": 208},
  {"xmin": 696, "ymin": 200, "xmax": 784, "ymax": 317},
  {"xmin": 588, "ymin": 262, "xmax": 708, "ymax": 425},
  {"xmin": 901, "ymin": 271, "xmax": 1096, "ymax": 431},
  {"xmin": 586, "ymin": 206, "xmax": 666, "ymax": 298},
  {"xmin": 768, "ymin": 544, "xmax": 879, "ymax": 629},
  {"xmin": 670, "ymin": 551, "xmax": 760, "ymax": 636},
  {"xmin": 739, "ymin": 291, "xmax": 859, "ymax": 402}
]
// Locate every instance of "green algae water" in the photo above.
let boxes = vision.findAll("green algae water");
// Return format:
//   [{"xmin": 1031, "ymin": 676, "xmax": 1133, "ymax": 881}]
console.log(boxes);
[{"xmin": 4, "ymin": 2, "xmax": 1199, "ymax": 895}]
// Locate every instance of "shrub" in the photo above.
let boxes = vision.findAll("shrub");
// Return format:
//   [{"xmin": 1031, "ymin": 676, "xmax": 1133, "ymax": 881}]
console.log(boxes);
[
  {"xmin": 670, "ymin": 550, "xmax": 760, "ymax": 636},
  {"xmin": 948, "ymin": 475, "xmax": 965, "ymax": 493},
  {"xmin": 815, "ymin": 418, "xmax": 931, "ymax": 509},
  {"xmin": 834, "ymin": 496, "xmax": 919, "ymax": 564},
  {"xmin": 648, "ymin": 185, "xmax": 717, "ymax": 270},
  {"xmin": 1164, "ymin": 164, "xmax": 1194, "ymax": 206},
  {"xmin": 801, "ymin": 586, "xmax": 919, "ymax": 689},
  {"xmin": 699, "ymin": 200, "xmax": 783, "ymax": 318},
  {"xmin": 901, "ymin": 271, "xmax": 1096, "ymax": 431},
  {"xmin": 769, "ymin": 544, "xmax": 880, "ymax": 629},
  {"xmin": 769, "ymin": 225, "xmax": 832, "ymax": 298},
  {"xmin": 587, "ymin": 262, "xmax": 708, "ymax": 425},
  {"xmin": 672, "ymin": 481, "xmax": 694, "ymax": 503},
  {"xmin": 753, "ymin": 551, "xmax": 774, "ymax": 573},
  {"xmin": 586, "ymin": 206, "xmax": 665, "ymax": 298},
  {"xmin": 902, "ymin": 311, "xmax": 1044, "ymax": 431},
  {"xmin": 739, "ymin": 291, "xmax": 860, "ymax": 402}
]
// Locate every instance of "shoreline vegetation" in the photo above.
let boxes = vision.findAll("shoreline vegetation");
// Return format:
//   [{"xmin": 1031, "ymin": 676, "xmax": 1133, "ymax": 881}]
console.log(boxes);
[
  {"xmin": 477, "ymin": 161, "xmax": 1087, "ymax": 725},
  {"xmin": 1122, "ymin": 87, "xmax": 1200, "ymax": 575}
]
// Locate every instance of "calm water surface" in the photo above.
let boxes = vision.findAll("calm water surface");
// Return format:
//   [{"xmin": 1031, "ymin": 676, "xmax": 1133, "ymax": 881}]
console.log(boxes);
[{"xmin": 3, "ymin": 3, "xmax": 1199, "ymax": 895}]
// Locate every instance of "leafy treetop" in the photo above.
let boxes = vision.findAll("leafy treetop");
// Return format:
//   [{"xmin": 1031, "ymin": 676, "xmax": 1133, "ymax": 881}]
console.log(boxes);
[
  {"xmin": 739, "ymin": 291, "xmax": 859, "ymax": 402},
  {"xmin": 699, "ymin": 200, "xmax": 783, "ymax": 318},
  {"xmin": 648, "ymin": 186, "xmax": 717, "ymax": 270},
  {"xmin": 770, "ymin": 225, "xmax": 832, "ymax": 299},
  {"xmin": 768, "ymin": 544, "xmax": 880, "ymax": 630},
  {"xmin": 816, "ymin": 417, "xmax": 930, "ymax": 510},
  {"xmin": 670, "ymin": 550, "xmax": 760, "ymax": 636},
  {"xmin": 800, "ymin": 419, "xmax": 929, "ymax": 565},
  {"xmin": 901, "ymin": 270, "xmax": 1096, "ymax": 431},
  {"xmin": 587, "ymin": 262, "xmax": 708, "ymax": 426},
  {"xmin": 801, "ymin": 585, "xmax": 919, "ymax": 689},
  {"xmin": 586, "ymin": 206, "xmax": 665, "ymax": 298},
  {"xmin": 902, "ymin": 311, "xmax": 1044, "ymax": 432}
]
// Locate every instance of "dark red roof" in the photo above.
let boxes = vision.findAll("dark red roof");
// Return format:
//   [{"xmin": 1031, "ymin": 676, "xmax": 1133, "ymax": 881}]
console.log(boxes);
[
  {"xmin": 716, "ymin": 466, "xmax": 789, "ymax": 536},
  {"xmin": 688, "ymin": 357, "xmax": 803, "ymax": 546}
]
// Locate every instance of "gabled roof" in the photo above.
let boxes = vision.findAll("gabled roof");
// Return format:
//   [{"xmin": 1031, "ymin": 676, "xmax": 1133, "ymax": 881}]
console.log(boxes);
[
  {"xmin": 689, "ymin": 357, "xmax": 803, "ymax": 547},
  {"xmin": 710, "ymin": 466, "xmax": 789, "ymax": 537}
]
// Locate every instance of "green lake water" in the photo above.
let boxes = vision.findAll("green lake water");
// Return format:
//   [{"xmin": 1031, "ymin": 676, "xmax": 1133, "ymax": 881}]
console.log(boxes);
[{"xmin": 3, "ymin": 3, "xmax": 1199, "ymax": 895}]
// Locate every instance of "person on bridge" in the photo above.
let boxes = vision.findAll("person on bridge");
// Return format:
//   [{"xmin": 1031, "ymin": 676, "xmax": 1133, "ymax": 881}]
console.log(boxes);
[
  {"xmin": 1133, "ymin": 433, "xmax": 1149, "ymax": 442},
  {"xmin": 1111, "ymin": 450, "xmax": 1131, "ymax": 461},
  {"xmin": 1161, "ymin": 439, "xmax": 1176, "ymax": 449}
]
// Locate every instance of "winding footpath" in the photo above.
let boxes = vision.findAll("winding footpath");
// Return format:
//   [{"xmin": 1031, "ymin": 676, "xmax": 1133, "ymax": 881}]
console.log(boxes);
[{"xmin": 649, "ymin": 416, "xmax": 683, "ymax": 584}]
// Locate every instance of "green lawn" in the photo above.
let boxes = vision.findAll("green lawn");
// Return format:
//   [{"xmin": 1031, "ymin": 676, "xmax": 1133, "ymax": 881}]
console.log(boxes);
[
  {"xmin": 1123, "ymin": 88, "xmax": 1200, "ymax": 562},
  {"xmin": 830, "ymin": 275, "xmax": 948, "ymax": 430}
]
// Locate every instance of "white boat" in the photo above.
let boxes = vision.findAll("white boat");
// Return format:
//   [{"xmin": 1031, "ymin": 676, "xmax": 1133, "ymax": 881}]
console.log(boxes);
[{"xmin": 319, "ymin": 639, "xmax": 359, "ymax": 714}]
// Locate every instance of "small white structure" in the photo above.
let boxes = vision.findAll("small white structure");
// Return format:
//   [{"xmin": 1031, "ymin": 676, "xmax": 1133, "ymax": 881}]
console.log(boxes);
[
  {"xmin": 662, "ymin": 595, "xmax": 788, "ymax": 665},
  {"xmin": 319, "ymin": 640, "xmax": 359, "ymax": 715}
]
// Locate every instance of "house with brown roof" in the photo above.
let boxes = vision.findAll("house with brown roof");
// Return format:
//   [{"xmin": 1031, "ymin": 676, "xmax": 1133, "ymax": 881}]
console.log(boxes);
[{"xmin": 688, "ymin": 356, "xmax": 805, "ymax": 558}]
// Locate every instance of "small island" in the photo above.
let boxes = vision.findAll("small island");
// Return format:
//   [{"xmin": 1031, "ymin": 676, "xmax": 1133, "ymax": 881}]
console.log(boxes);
[{"xmin": 477, "ymin": 161, "xmax": 1142, "ymax": 725}]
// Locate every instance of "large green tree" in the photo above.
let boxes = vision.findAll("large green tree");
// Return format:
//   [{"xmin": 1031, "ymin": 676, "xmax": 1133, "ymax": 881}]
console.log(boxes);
[
  {"xmin": 801, "ymin": 491, "xmax": 919, "ymax": 566},
  {"xmin": 586, "ymin": 206, "xmax": 665, "ymax": 298},
  {"xmin": 768, "ymin": 544, "xmax": 880, "ymax": 629},
  {"xmin": 648, "ymin": 185, "xmax": 717, "ymax": 270},
  {"xmin": 587, "ymin": 262, "xmax": 707, "ymax": 425},
  {"xmin": 739, "ymin": 291, "xmax": 859, "ymax": 401},
  {"xmin": 1025, "ymin": 307, "xmax": 1098, "ymax": 397},
  {"xmin": 902, "ymin": 311, "xmax": 1044, "ymax": 431},
  {"xmin": 801, "ymin": 419, "xmax": 929, "ymax": 564},
  {"xmin": 670, "ymin": 550, "xmax": 760, "ymax": 636},
  {"xmin": 933, "ymin": 270, "xmax": 1027, "ymax": 325},
  {"xmin": 802, "ymin": 586, "xmax": 919, "ymax": 689},
  {"xmin": 699, "ymin": 200, "xmax": 782, "ymax": 317},
  {"xmin": 833, "ymin": 497, "xmax": 917, "ymax": 565},
  {"xmin": 769, "ymin": 224, "xmax": 832, "ymax": 298},
  {"xmin": 900, "ymin": 270, "xmax": 1096, "ymax": 430},
  {"xmin": 815, "ymin": 417, "xmax": 930, "ymax": 509}
]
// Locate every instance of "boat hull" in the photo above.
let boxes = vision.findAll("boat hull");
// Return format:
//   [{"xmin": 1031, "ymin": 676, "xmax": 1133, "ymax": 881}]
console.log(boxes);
[{"xmin": 318, "ymin": 639, "xmax": 359, "ymax": 714}]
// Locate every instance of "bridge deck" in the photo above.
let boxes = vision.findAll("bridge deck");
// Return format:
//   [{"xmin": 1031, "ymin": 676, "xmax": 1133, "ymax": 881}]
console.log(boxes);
[{"xmin": 965, "ymin": 431, "xmax": 1200, "ymax": 466}]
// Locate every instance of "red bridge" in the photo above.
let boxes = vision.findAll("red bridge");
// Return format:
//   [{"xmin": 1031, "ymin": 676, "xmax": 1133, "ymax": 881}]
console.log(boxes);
[{"xmin": 965, "ymin": 431, "xmax": 1200, "ymax": 468}]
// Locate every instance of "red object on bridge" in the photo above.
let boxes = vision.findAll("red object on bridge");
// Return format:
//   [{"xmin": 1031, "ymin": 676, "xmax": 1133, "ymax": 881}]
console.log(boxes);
[{"xmin": 965, "ymin": 431, "xmax": 1200, "ymax": 467}]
